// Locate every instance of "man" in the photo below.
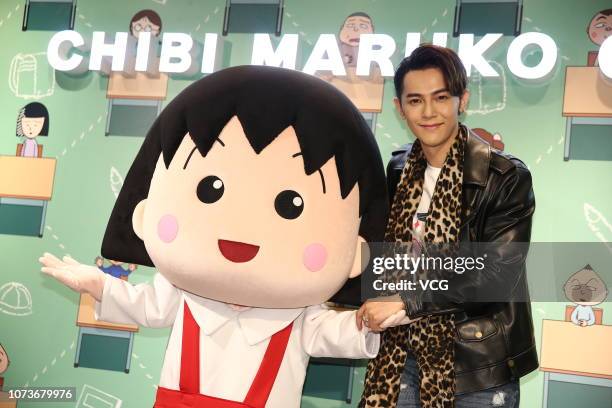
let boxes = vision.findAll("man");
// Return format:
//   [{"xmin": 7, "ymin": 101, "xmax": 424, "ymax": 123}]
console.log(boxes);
[{"xmin": 358, "ymin": 45, "xmax": 537, "ymax": 407}]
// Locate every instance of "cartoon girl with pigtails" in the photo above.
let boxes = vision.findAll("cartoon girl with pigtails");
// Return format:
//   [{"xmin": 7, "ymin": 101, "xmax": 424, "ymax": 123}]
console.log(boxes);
[{"xmin": 40, "ymin": 66, "xmax": 405, "ymax": 407}]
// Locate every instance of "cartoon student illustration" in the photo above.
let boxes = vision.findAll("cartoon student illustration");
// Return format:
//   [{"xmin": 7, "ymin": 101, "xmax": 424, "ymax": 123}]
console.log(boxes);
[
  {"xmin": 587, "ymin": 8, "xmax": 612, "ymax": 66},
  {"xmin": 0, "ymin": 343, "xmax": 9, "ymax": 391},
  {"xmin": 339, "ymin": 12, "xmax": 374, "ymax": 67},
  {"xmin": 564, "ymin": 264, "xmax": 608, "ymax": 327},
  {"xmin": 40, "ymin": 66, "xmax": 401, "ymax": 407},
  {"xmin": 95, "ymin": 256, "xmax": 136, "ymax": 280},
  {"xmin": 15, "ymin": 102, "xmax": 49, "ymax": 158},
  {"xmin": 130, "ymin": 9, "xmax": 162, "ymax": 39}
]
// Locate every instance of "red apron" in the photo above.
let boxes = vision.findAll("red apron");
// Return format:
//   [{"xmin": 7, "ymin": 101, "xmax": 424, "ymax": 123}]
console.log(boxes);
[{"xmin": 153, "ymin": 302, "xmax": 293, "ymax": 408}]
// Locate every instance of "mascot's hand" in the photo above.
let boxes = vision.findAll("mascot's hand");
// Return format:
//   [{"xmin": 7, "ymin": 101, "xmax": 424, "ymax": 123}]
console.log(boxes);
[
  {"xmin": 379, "ymin": 309, "xmax": 421, "ymax": 329},
  {"xmin": 39, "ymin": 252, "xmax": 106, "ymax": 301}
]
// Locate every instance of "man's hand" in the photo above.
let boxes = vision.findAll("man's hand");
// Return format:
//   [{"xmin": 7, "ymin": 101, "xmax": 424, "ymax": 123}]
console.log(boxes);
[
  {"xmin": 356, "ymin": 295, "xmax": 421, "ymax": 332},
  {"xmin": 40, "ymin": 252, "xmax": 107, "ymax": 301}
]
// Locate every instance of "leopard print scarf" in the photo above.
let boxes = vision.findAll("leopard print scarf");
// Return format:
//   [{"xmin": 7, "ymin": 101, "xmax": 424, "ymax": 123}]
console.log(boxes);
[{"xmin": 360, "ymin": 125, "xmax": 467, "ymax": 408}]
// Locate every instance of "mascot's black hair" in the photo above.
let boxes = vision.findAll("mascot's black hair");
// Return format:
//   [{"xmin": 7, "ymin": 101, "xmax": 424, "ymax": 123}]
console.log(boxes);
[{"xmin": 101, "ymin": 66, "xmax": 387, "ymax": 303}]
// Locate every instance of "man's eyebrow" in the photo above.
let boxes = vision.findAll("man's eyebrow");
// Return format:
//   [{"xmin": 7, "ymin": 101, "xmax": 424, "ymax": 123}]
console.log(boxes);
[
  {"xmin": 405, "ymin": 88, "xmax": 449, "ymax": 98},
  {"xmin": 596, "ymin": 15, "xmax": 606, "ymax": 21},
  {"xmin": 183, "ymin": 138, "xmax": 224, "ymax": 170},
  {"xmin": 292, "ymin": 152, "xmax": 327, "ymax": 194}
]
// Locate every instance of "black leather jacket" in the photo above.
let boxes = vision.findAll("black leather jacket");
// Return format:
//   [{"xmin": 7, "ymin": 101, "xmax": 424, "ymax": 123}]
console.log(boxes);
[{"xmin": 388, "ymin": 130, "xmax": 538, "ymax": 394}]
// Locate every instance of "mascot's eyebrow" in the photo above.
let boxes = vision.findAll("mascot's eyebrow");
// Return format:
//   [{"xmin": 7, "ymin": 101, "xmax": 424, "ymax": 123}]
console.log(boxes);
[
  {"xmin": 183, "ymin": 138, "xmax": 225, "ymax": 169},
  {"xmin": 292, "ymin": 152, "xmax": 326, "ymax": 194}
]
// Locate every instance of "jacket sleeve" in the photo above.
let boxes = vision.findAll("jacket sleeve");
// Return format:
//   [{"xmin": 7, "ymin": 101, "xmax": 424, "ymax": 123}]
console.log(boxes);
[
  {"xmin": 94, "ymin": 273, "xmax": 181, "ymax": 328},
  {"xmin": 301, "ymin": 305, "xmax": 379, "ymax": 358},
  {"xmin": 402, "ymin": 164, "xmax": 536, "ymax": 319}
]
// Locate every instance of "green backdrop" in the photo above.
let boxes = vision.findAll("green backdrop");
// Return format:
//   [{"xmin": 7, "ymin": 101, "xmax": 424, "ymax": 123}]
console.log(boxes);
[{"xmin": 0, "ymin": 0, "xmax": 611, "ymax": 407}]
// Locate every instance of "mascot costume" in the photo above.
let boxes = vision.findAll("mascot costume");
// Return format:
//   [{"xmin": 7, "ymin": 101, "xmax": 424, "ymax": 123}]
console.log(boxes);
[{"xmin": 40, "ymin": 66, "xmax": 397, "ymax": 408}]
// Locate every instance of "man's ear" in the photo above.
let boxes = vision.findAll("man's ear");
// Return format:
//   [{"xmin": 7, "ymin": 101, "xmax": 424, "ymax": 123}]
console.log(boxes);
[
  {"xmin": 349, "ymin": 235, "xmax": 369, "ymax": 278},
  {"xmin": 459, "ymin": 90, "xmax": 470, "ymax": 113},
  {"xmin": 132, "ymin": 199, "xmax": 147, "ymax": 240}
]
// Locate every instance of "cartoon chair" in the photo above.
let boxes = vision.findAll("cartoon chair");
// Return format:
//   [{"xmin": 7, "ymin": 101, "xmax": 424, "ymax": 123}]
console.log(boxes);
[
  {"xmin": 453, "ymin": 0, "xmax": 523, "ymax": 37},
  {"xmin": 222, "ymin": 0, "xmax": 284, "ymax": 36},
  {"xmin": 22, "ymin": 0, "xmax": 76, "ymax": 31}
]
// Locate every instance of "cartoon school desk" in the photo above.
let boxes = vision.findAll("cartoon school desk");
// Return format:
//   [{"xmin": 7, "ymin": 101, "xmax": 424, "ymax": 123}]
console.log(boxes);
[
  {"xmin": 105, "ymin": 71, "xmax": 168, "ymax": 136},
  {"xmin": 74, "ymin": 293, "xmax": 138, "ymax": 373},
  {"xmin": 0, "ymin": 391, "xmax": 17, "ymax": 408},
  {"xmin": 0, "ymin": 155, "xmax": 56, "ymax": 237},
  {"xmin": 562, "ymin": 66, "xmax": 612, "ymax": 161},
  {"xmin": 540, "ymin": 319, "xmax": 612, "ymax": 408},
  {"xmin": 325, "ymin": 67, "xmax": 384, "ymax": 132}
]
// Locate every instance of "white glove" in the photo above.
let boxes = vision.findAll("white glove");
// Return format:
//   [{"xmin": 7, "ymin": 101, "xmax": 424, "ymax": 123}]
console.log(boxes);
[
  {"xmin": 379, "ymin": 309, "xmax": 421, "ymax": 329},
  {"xmin": 39, "ymin": 252, "xmax": 107, "ymax": 301}
]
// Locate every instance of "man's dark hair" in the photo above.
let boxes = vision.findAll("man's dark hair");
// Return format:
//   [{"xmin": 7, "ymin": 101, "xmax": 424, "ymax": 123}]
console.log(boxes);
[
  {"xmin": 595, "ymin": 8, "xmax": 612, "ymax": 17},
  {"xmin": 102, "ymin": 65, "xmax": 388, "ymax": 267},
  {"xmin": 393, "ymin": 44, "xmax": 467, "ymax": 99}
]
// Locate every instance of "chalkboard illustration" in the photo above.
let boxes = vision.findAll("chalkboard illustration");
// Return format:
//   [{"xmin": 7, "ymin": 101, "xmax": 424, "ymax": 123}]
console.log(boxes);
[
  {"xmin": 8, "ymin": 52, "xmax": 56, "ymax": 99},
  {"xmin": 0, "ymin": 282, "xmax": 32, "ymax": 317},
  {"xmin": 110, "ymin": 167, "xmax": 124, "ymax": 198},
  {"xmin": 0, "ymin": 343, "xmax": 9, "ymax": 390},
  {"xmin": 76, "ymin": 385, "xmax": 122, "ymax": 408},
  {"xmin": 95, "ymin": 256, "xmax": 136, "ymax": 280},
  {"xmin": 41, "ymin": 66, "xmax": 390, "ymax": 407},
  {"xmin": 564, "ymin": 264, "xmax": 608, "ymax": 327},
  {"xmin": 587, "ymin": 8, "xmax": 612, "ymax": 66},
  {"xmin": 15, "ymin": 102, "xmax": 49, "ymax": 158},
  {"xmin": 339, "ymin": 12, "xmax": 374, "ymax": 67},
  {"xmin": 465, "ymin": 60, "xmax": 507, "ymax": 116},
  {"xmin": 583, "ymin": 203, "xmax": 612, "ymax": 246}
]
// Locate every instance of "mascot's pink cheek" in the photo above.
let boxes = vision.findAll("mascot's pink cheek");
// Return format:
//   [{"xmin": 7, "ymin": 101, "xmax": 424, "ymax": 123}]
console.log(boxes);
[
  {"xmin": 157, "ymin": 215, "xmax": 179, "ymax": 243},
  {"xmin": 303, "ymin": 243, "xmax": 328, "ymax": 272}
]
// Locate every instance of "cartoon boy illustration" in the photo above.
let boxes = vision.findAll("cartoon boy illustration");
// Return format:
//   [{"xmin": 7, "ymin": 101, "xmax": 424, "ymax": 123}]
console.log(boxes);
[
  {"xmin": 16, "ymin": 102, "xmax": 49, "ymax": 158},
  {"xmin": 587, "ymin": 8, "xmax": 612, "ymax": 66},
  {"xmin": 40, "ymin": 66, "xmax": 399, "ymax": 407},
  {"xmin": 0, "ymin": 343, "xmax": 9, "ymax": 391},
  {"xmin": 95, "ymin": 256, "xmax": 136, "ymax": 280},
  {"xmin": 339, "ymin": 12, "xmax": 374, "ymax": 67},
  {"xmin": 564, "ymin": 264, "xmax": 608, "ymax": 327}
]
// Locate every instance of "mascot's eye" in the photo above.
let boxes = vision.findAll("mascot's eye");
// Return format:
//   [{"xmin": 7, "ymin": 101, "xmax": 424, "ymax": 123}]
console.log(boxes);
[
  {"xmin": 274, "ymin": 190, "xmax": 304, "ymax": 219},
  {"xmin": 197, "ymin": 176, "xmax": 224, "ymax": 204}
]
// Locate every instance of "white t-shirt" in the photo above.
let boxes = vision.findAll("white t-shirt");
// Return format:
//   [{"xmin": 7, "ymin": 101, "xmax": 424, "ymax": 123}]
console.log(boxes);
[{"xmin": 411, "ymin": 164, "xmax": 441, "ymax": 248}]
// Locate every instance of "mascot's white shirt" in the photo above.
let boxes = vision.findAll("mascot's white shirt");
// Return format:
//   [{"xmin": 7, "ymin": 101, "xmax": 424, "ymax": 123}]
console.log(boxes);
[{"xmin": 95, "ymin": 273, "xmax": 379, "ymax": 408}]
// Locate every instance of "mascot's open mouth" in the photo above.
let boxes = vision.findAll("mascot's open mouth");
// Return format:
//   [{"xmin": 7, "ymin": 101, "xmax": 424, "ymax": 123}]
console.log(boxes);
[{"xmin": 218, "ymin": 239, "xmax": 260, "ymax": 263}]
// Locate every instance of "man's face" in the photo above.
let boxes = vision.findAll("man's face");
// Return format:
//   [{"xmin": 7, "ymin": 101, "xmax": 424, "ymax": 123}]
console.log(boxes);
[
  {"xmin": 339, "ymin": 15, "xmax": 373, "ymax": 47},
  {"xmin": 133, "ymin": 117, "xmax": 364, "ymax": 308},
  {"xmin": 589, "ymin": 13, "xmax": 612, "ymax": 46},
  {"xmin": 394, "ymin": 68, "xmax": 469, "ymax": 150}
]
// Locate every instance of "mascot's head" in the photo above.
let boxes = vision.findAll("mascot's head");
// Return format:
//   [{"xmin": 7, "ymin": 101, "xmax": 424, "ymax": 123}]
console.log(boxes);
[{"xmin": 102, "ymin": 66, "xmax": 387, "ymax": 308}]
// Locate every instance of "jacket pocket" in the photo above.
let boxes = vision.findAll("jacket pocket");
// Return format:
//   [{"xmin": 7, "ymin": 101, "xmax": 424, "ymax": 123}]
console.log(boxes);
[
  {"xmin": 456, "ymin": 317, "xmax": 498, "ymax": 342},
  {"xmin": 455, "ymin": 317, "xmax": 507, "ymax": 373}
]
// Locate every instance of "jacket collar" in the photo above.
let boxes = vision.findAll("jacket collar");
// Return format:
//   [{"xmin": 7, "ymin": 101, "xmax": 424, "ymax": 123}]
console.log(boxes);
[
  {"xmin": 183, "ymin": 293, "xmax": 303, "ymax": 346},
  {"xmin": 463, "ymin": 127, "xmax": 491, "ymax": 187}
]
